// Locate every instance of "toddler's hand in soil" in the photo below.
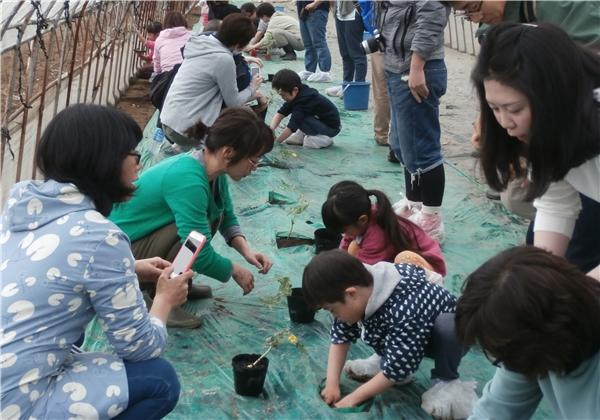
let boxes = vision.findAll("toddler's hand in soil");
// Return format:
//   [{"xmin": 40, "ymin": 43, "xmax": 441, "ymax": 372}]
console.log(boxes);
[
  {"xmin": 321, "ymin": 385, "xmax": 341, "ymax": 406},
  {"xmin": 334, "ymin": 395, "xmax": 357, "ymax": 408}
]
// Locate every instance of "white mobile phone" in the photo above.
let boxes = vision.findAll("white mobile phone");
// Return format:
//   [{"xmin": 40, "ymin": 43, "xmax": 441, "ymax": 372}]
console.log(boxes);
[
  {"xmin": 250, "ymin": 65, "xmax": 260, "ymax": 77},
  {"xmin": 170, "ymin": 231, "xmax": 207, "ymax": 278}
]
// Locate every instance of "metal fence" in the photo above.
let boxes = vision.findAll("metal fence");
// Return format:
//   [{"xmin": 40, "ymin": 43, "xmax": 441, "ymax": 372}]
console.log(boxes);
[
  {"xmin": 0, "ymin": 0, "xmax": 195, "ymax": 204},
  {"xmin": 445, "ymin": 11, "xmax": 480, "ymax": 56}
]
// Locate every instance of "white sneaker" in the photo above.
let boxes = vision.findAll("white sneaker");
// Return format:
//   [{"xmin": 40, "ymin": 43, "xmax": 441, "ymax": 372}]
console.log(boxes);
[
  {"xmin": 298, "ymin": 70, "xmax": 314, "ymax": 81},
  {"xmin": 283, "ymin": 129, "xmax": 305, "ymax": 145},
  {"xmin": 325, "ymin": 85, "xmax": 344, "ymax": 98},
  {"xmin": 409, "ymin": 210, "xmax": 445, "ymax": 244},
  {"xmin": 343, "ymin": 353, "xmax": 381, "ymax": 382},
  {"xmin": 392, "ymin": 196, "xmax": 422, "ymax": 219},
  {"xmin": 307, "ymin": 71, "xmax": 333, "ymax": 83},
  {"xmin": 421, "ymin": 379, "xmax": 478, "ymax": 420},
  {"xmin": 303, "ymin": 134, "xmax": 333, "ymax": 149}
]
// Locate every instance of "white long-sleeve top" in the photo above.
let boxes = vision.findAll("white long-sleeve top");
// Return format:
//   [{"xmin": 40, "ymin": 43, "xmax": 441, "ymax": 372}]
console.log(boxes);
[{"xmin": 533, "ymin": 155, "xmax": 600, "ymax": 238}]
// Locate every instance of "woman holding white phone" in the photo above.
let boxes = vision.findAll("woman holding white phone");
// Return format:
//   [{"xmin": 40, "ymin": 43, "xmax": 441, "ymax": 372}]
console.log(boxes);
[
  {"xmin": 111, "ymin": 108, "xmax": 275, "ymax": 328},
  {"xmin": 1, "ymin": 104, "xmax": 191, "ymax": 419}
]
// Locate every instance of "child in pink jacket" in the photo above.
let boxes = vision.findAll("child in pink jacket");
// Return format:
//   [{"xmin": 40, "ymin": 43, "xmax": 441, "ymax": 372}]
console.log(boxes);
[
  {"xmin": 322, "ymin": 180, "xmax": 446, "ymax": 275},
  {"xmin": 153, "ymin": 11, "xmax": 192, "ymax": 74}
]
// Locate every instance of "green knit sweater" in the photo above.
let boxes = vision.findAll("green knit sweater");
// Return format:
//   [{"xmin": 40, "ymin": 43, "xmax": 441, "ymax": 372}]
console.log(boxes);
[{"xmin": 110, "ymin": 153, "xmax": 240, "ymax": 282}]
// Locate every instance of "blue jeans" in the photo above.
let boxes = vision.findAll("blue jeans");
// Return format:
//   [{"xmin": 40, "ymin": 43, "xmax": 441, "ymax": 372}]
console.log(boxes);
[
  {"xmin": 335, "ymin": 14, "xmax": 367, "ymax": 82},
  {"xmin": 299, "ymin": 9, "xmax": 331, "ymax": 73},
  {"xmin": 116, "ymin": 358, "xmax": 180, "ymax": 420},
  {"xmin": 387, "ymin": 60, "xmax": 447, "ymax": 175},
  {"xmin": 424, "ymin": 313, "xmax": 466, "ymax": 381},
  {"xmin": 298, "ymin": 116, "xmax": 340, "ymax": 137}
]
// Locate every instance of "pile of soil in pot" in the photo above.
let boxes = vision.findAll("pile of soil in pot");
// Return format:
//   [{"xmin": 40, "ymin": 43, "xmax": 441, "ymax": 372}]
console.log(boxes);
[
  {"xmin": 232, "ymin": 354, "xmax": 269, "ymax": 397},
  {"xmin": 287, "ymin": 287, "xmax": 316, "ymax": 323}
]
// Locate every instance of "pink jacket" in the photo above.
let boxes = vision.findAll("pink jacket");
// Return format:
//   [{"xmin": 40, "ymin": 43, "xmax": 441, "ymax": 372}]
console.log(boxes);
[
  {"xmin": 340, "ymin": 208, "xmax": 447, "ymax": 276},
  {"xmin": 153, "ymin": 26, "xmax": 192, "ymax": 74}
]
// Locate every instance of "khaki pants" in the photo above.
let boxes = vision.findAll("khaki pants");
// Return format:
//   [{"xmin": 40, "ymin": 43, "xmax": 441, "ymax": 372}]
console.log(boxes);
[
  {"xmin": 271, "ymin": 29, "xmax": 305, "ymax": 51},
  {"xmin": 370, "ymin": 51, "xmax": 390, "ymax": 145},
  {"xmin": 131, "ymin": 223, "xmax": 181, "ymax": 265},
  {"xmin": 131, "ymin": 223, "xmax": 187, "ymax": 293}
]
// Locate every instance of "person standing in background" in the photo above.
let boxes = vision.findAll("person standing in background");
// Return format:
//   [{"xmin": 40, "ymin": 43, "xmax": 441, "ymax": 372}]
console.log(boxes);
[
  {"xmin": 326, "ymin": 1, "xmax": 367, "ymax": 98},
  {"xmin": 297, "ymin": 1, "xmax": 333, "ymax": 83}
]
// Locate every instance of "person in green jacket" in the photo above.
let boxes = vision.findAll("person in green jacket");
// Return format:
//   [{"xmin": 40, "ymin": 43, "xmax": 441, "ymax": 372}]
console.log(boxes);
[
  {"xmin": 456, "ymin": 246, "xmax": 600, "ymax": 419},
  {"xmin": 111, "ymin": 108, "xmax": 275, "ymax": 328}
]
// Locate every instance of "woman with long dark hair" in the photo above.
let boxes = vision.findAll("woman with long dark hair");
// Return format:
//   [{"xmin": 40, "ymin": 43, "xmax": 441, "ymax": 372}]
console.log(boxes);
[{"xmin": 473, "ymin": 22, "xmax": 600, "ymax": 277}]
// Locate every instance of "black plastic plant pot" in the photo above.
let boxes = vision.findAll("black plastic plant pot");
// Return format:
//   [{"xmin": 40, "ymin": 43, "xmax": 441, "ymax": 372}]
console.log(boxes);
[
  {"xmin": 275, "ymin": 232, "xmax": 315, "ymax": 249},
  {"xmin": 232, "ymin": 354, "xmax": 269, "ymax": 397},
  {"xmin": 287, "ymin": 287, "xmax": 316, "ymax": 323},
  {"xmin": 314, "ymin": 228, "xmax": 341, "ymax": 254}
]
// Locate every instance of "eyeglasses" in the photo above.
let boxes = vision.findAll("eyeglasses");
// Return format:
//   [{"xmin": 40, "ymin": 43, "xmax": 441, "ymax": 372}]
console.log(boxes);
[
  {"xmin": 247, "ymin": 157, "xmax": 260, "ymax": 168},
  {"xmin": 128, "ymin": 151, "xmax": 141, "ymax": 165},
  {"xmin": 483, "ymin": 349, "xmax": 502, "ymax": 367}
]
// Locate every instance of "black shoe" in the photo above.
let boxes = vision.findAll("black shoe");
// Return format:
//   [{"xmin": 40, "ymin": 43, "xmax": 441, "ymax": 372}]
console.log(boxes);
[
  {"xmin": 387, "ymin": 149, "xmax": 399, "ymax": 163},
  {"xmin": 281, "ymin": 53, "xmax": 297, "ymax": 61}
]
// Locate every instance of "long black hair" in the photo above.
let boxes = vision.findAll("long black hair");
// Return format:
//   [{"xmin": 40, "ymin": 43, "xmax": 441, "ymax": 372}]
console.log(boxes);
[
  {"xmin": 36, "ymin": 104, "xmax": 142, "ymax": 216},
  {"xmin": 321, "ymin": 180, "xmax": 415, "ymax": 252},
  {"xmin": 472, "ymin": 22, "xmax": 600, "ymax": 200}
]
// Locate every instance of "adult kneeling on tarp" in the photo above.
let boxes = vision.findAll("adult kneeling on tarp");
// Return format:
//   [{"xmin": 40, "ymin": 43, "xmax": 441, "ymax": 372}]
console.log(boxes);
[{"xmin": 110, "ymin": 108, "xmax": 275, "ymax": 328}]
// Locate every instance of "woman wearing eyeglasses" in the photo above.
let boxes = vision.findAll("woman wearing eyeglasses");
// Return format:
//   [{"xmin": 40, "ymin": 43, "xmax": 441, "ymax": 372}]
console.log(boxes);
[
  {"xmin": 1, "ymin": 104, "xmax": 192, "ymax": 419},
  {"xmin": 110, "ymin": 107, "xmax": 275, "ymax": 328},
  {"xmin": 456, "ymin": 246, "xmax": 600, "ymax": 419}
]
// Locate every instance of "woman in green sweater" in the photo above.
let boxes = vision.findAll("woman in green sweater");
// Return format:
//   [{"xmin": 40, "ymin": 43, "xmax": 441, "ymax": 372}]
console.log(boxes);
[{"xmin": 111, "ymin": 108, "xmax": 274, "ymax": 328}]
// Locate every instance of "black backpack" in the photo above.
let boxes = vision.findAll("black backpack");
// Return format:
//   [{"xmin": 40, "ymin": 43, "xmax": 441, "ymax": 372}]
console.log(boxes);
[{"xmin": 149, "ymin": 63, "xmax": 181, "ymax": 111}]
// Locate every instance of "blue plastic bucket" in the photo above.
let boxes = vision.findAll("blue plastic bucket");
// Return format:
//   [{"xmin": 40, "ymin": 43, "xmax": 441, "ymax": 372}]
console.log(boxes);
[{"xmin": 343, "ymin": 82, "xmax": 370, "ymax": 111}]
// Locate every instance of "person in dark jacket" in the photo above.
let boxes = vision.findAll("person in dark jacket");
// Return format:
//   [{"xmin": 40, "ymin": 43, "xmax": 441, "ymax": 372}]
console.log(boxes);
[
  {"xmin": 207, "ymin": 1, "xmax": 241, "ymax": 20},
  {"xmin": 270, "ymin": 68, "xmax": 341, "ymax": 148}
]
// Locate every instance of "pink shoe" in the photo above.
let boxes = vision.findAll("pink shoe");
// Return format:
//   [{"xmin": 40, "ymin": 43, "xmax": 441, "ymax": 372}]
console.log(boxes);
[{"xmin": 409, "ymin": 210, "xmax": 445, "ymax": 244}]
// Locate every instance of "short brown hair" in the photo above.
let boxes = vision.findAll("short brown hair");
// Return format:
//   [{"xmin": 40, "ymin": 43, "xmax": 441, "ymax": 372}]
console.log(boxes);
[
  {"xmin": 216, "ymin": 13, "xmax": 255, "ymax": 48},
  {"xmin": 163, "ymin": 11, "xmax": 188, "ymax": 29},
  {"xmin": 204, "ymin": 107, "xmax": 274, "ymax": 164},
  {"xmin": 456, "ymin": 246, "xmax": 600, "ymax": 379}
]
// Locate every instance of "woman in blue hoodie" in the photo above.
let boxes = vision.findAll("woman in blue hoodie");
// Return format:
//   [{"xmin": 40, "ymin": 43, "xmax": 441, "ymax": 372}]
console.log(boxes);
[{"xmin": 1, "ymin": 104, "xmax": 191, "ymax": 419}]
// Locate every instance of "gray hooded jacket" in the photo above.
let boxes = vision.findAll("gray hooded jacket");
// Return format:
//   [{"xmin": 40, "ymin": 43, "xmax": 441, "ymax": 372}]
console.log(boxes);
[
  {"xmin": 376, "ymin": 0, "xmax": 450, "ymax": 74},
  {"xmin": 160, "ymin": 34, "xmax": 253, "ymax": 135}
]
